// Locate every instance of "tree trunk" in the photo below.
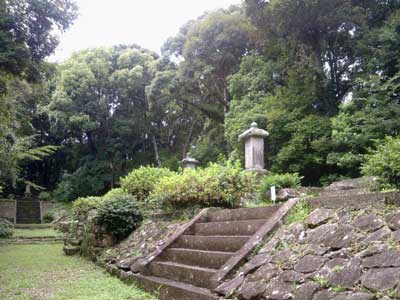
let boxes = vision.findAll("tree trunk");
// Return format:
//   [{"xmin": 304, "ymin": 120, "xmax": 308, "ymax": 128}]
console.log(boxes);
[
  {"xmin": 86, "ymin": 131, "xmax": 97, "ymax": 156},
  {"xmin": 183, "ymin": 118, "xmax": 197, "ymax": 158},
  {"xmin": 109, "ymin": 158, "xmax": 114, "ymax": 189},
  {"xmin": 152, "ymin": 135, "xmax": 162, "ymax": 167}
]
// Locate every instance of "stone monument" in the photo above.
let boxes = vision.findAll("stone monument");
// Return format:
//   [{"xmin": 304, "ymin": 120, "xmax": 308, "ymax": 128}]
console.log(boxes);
[
  {"xmin": 239, "ymin": 122, "xmax": 269, "ymax": 174},
  {"xmin": 181, "ymin": 152, "xmax": 199, "ymax": 169}
]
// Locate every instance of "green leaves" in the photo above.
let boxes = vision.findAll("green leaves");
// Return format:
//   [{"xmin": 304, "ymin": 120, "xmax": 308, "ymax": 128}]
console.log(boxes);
[
  {"xmin": 18, "ymin": 145, "xmax": 59, "ymax": 162},
  {"xmin": 361, "ymin": 136, "xmax": 400, "ymax": 188},
  {"xmin": 0, "ymin": 219, "xmax": 13, "ymax": 239},
  {"xmin": 120, "ymin": 166, "xmax": 175, "ymax": 202},
  {"xmin": 96, "ymin": 195, "xmax": 143, "ymax": 241},
  {"xmin": 150, "ymin": 160, "xmax": 257, "ymax": 208},
  {"xmin": 0, "ymin": 0, "xmax": 78, "ymax": 79}
]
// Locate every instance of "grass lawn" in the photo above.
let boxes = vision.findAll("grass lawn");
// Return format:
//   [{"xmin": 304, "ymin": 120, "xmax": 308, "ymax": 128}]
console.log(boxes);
[
  {"xmin": 13, "ymin": 228, "xmax": 63, "ymax": 238},
  {"xmin": 0, "ymin": 243, "xmax": 157, "ymax": 300}
]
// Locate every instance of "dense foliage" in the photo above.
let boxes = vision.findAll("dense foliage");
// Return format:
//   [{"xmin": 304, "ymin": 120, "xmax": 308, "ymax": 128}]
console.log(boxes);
[
  {"xmin": 0, "ymin": 219, "xmax": 13, "ymax": 239},
  {"xmin": 150, "ymin": 161, "xmax": 256, "ymax": 208},
  {"xmin": 362, "ymin": 137, "xmax": 400, "ymax": 189},
  {"xmin": 73, "ymin": 193, "xmax": 142, "ymax": 240},
  {"xmin": 41, "ymin": 212, "xmax": 55, "ymax": 224},
  {"xmin": 258, "ymin": 173, "xmax": 302, "ymax": 198},
  {"xmin": 3, "ymin": 0, "xmax": 400, "ymax": 198},
  {"xmin": 120, "ymin": 166, "xmax": 175, "ymax": 201},
  {"xmin": 73, "ymin": 196, "xmax": 104, "ymax": 215},
  {"xmin": 96, "ymin": 195, "xmax": 143, "ymax": 241},
  {"xmin": 0, "ymin": 0, "xmax": 77, "ymax": 194}
]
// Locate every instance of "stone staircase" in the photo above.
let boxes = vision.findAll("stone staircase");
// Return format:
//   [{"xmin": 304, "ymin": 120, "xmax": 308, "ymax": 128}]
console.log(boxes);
[
  {"xmin": 16, "ymin": 200, "xmax": 41, "ymax": 224},
  {"xmin": 126, "ymin": 200, "xmax": 298, "ymax": 300}
]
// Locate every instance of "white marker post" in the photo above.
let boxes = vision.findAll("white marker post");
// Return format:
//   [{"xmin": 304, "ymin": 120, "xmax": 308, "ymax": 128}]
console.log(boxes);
[{"xmin": 271, "ymin": 186, "xmax": 276, "ymax": 204}]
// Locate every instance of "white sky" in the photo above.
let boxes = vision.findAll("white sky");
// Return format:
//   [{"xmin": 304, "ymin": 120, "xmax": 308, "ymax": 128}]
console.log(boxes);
[{"xmin": 50, "ymin": 0, "xmax": 242, "ymax": 62}]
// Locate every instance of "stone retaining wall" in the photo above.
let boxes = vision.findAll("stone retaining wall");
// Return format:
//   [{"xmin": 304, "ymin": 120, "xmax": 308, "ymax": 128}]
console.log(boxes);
[
  {"xmin": 63, "ymin": 210, "xmax": 186, "ymax": 263},
  {"xmin": 0, "ymin": 199, "xmax": 16, "ymax": 223},
  {"xmin": 307, "ymin": 191, "xmax": 400, "ymax": 209},
  {"xmin": 39, "ymin": 201, "xmax": 56, "ymax": 218},
  {"xmin": 63, "ymin": 210, "xmax": 114, "ymax": 259},
  {"xmin": 216, "ymin": 205, "xmax": 400, "ymax": 299}
]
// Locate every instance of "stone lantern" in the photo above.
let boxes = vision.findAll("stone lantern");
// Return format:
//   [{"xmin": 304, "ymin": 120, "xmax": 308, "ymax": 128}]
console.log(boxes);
[
  {"xmin": 239, "ymin": 122, "xmax": 269, "ymax": 174},
  {"xmin": 181, "ymin": 152, "xmax": 199, "ymax": 169},
  {"xmin": 24, "ymin": 184, "xmax": 32, "ymax": 198}
]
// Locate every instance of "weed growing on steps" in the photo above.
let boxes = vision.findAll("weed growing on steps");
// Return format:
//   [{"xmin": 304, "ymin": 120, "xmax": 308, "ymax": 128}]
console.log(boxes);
[{"xmin": 284, "ymin": 199, "xmax": 312, "ymax": 225}]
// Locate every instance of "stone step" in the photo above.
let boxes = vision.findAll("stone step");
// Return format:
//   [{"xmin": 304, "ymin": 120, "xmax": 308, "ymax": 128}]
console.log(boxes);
[
  {"xmin": 194, "ymin": 219, "xmax": 266, "ymax": 236},
  {"xmin": 14, "ymin": 224, "xmax": 52, "ymax": 229},
  {"xmin": 172, "ymin": 235, "xmax": 250, "ymax": 252},
  {"xmin": 122, "ymin": 272, "xmax": 218, "ymax": 300},
  {"xmin": 207, "ymin": 205, "xmax": 280, "ymax": 222},
  {"xmin": 158, "ymin": 248, "xmax": 234, "ymax": 269},
  {"xmin": 319, "ymin": 188, "xmax": 367, "ymax": 197},
  {"xmin": 148, "ymin": 261, "xmax": 216, "ymax": 288},
  {"xmin": 15, "ymin": 218, "xmax": 41, "ymax": 224},
  {"xmin": 0, "ymin": 238, "xmax": 63, "ymax": 244}
]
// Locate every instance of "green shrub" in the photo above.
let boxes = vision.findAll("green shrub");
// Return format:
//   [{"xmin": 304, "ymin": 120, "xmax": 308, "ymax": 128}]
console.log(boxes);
[
  {"xmin": 73, "ymin": 196, "xmax": 104, "ymax": 215},
  {"xmin": 150, "ymin": 160, "xmax": 257, "ymax": 208},
  {"xmin": 97, "ymin": 195, "xmax": 143, "ymax": 241},
  {"xmin": 0, "ymin": 219, "xmax": 13, "ymax": 239},
  {"xmin": 103, "ymin": 188, "xmax": 128, "ymax": 200},
  {"xmin": 42, "ymin": 212, "xmax": 55, "ymax": 223},
  {"xmin": 120, "ymin": 166, "xmax": 175, "ymax": 201},
  {"xmin": 362, "ymin": 136, "xmax": 400, "ymax": 189},
  {"xmin": 259, "ymin": 172, "xmax": 302, "ymax": 197},
  {"xmin": 38, "ymin": 191, "xmax": 52, "ymax": 201}
]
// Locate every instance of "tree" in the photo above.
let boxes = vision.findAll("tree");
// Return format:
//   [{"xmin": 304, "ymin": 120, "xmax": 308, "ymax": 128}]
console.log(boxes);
[
  {"xmin": 330, "ymin": 10, "xmax": 400, "ymax": 177},
  {"xmin": 46, "ymin": 46, "xmax": 158, "ymax": 194},
  {"xmin": 0, "ymin": 0, "xmax": 77, "ymax": 195},
  {"xmin": 0, "ymin": 0, "xmax": 78, "ymax": 80},
  {"xmin": 163, "ymin": 7, "xmax": 253, "ymax": 121}
]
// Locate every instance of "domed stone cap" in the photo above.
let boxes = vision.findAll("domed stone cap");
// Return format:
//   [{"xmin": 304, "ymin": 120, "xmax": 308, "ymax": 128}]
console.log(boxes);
[
  {"xmin": 181, "ymin": 152, "xmax": 199, "ymax": 164},
  {"xmin": 238, "ymin": 122, "xmax": 269, "ymax": 141}
]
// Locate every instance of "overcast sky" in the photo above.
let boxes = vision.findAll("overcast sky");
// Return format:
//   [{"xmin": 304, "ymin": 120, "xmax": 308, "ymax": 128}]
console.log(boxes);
[{"xmin": 50, "ymin": 0, "xmax": 242, "ymax": 62}]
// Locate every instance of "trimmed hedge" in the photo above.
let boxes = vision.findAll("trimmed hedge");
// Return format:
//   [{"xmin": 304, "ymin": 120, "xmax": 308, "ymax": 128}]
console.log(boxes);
[
  {"xmin": 120, "ymin": 166, "xmax": 175, "ymax": 201},
  {"xmin": 73, "ymin": 196, "xmax": 104, "ymax": 215},
  {"xmin": 150, "ymin": 160, "xmax": 257, "ymax": 208}
]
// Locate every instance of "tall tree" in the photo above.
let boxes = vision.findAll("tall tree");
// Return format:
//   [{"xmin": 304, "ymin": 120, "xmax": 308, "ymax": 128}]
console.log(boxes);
[
  {"xmin": 163, "ymin": 6, "xmax": 253, "ymax": 121},
  {"xmin": 0, "ymin": 0, "xmax": 77, "ymax": 193}
]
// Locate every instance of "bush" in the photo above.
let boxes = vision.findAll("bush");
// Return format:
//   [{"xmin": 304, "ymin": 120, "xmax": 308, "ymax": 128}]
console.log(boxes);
[
  {"xmin": 362, "ymin": 136, "xmax": 400, "ymax": 189},
  {"xmin": 73, "ymin": 196, "xmax": 105, "ymax": 215},
  {"xmin": 97, "ymin": 195, "xmax": 143, "ymax": 241},
  {"xmin": 42, "ymin": 212, "xmax": 55, "ymax": 223},
  {"xmin": 0, "ymin": 219, "xmax": 13, "ymax": 239},
  {"xmin": 258, "ymin": 173, "xmax": 302, "ymax": 197},
  {"xmin": 103, "ymin": 188, "xmax": 127, "ymax": 200},
  {"xmin": 120, "ymin": 166, "xmax": 175, "ymax": 201},
  {"xmin": 150, "ymin": 160, "xmax": 257, "ymax": 208},
  {"xmin": 38, "ymin": 191, "xmax": 51, "ymax": 201}
]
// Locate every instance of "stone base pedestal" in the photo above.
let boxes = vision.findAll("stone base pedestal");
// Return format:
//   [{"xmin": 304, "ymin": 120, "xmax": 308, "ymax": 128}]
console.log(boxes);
[{"xmin": 245, "ymin": 168, "xmax": 268, "ymax": 176}]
